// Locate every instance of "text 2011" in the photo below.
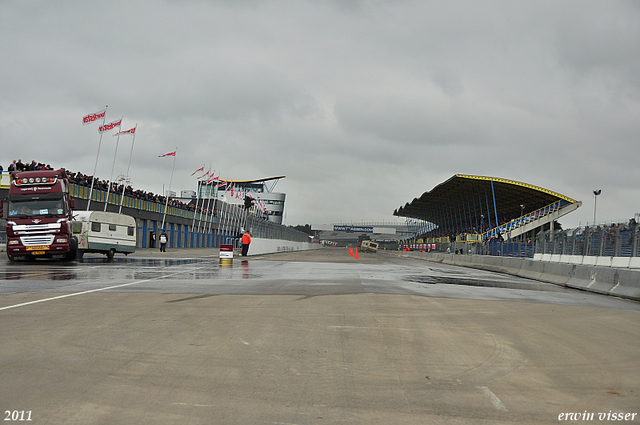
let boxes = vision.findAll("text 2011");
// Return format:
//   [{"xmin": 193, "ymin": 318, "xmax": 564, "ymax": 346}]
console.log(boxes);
[{"xmin": 4, "ymin": 411, "xmax": 32, "ymax": 421}]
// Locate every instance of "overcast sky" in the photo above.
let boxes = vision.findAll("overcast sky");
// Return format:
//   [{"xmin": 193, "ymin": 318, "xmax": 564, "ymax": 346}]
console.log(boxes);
[{"xmin": 1, "ymin": 1, "xmax": 639, "ymax": 228}]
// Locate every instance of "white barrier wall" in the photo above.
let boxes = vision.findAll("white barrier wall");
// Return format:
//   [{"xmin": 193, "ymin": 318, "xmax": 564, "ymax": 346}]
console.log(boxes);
[
  {"xmin": 533, "ymin": 253, "xmax": 640, "ymax": 269},
  {"xmin": 246, "ymin": 238, "xmax": 321, "ymax": 256}
]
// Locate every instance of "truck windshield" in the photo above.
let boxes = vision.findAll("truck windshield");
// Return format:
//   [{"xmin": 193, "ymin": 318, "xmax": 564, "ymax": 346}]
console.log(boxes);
[{"xmin": 8, "ymin": 199, "xmax": 66, "ymax": 218}]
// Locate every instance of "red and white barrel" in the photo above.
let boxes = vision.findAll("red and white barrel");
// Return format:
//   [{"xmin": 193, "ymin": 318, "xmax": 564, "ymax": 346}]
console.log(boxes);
[{"xmin": 219, "ymin": 244, "xmax": 234, "ymax": 266}]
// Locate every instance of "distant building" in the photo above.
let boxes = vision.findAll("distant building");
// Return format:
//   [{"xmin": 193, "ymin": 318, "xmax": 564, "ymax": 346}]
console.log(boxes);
[{"xmin": 196, "ymin": 176, "xmax": 287, "ymax": 225}]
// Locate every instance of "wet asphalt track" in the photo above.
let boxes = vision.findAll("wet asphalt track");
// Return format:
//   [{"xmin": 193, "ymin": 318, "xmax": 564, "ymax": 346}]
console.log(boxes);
[{"xmin": 1, "ymin": 247, "xmax": 639, "ymax": 424}]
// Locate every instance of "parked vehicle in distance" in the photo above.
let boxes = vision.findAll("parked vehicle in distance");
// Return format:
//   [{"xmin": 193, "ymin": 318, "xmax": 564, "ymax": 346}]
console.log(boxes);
[
  {"xmin": 72, "ymin": 211, "xmax": 136, "ymax": 259},
  {"xmin": 360, "ymin": 240, "xmax": 379, "ymax": 253}
]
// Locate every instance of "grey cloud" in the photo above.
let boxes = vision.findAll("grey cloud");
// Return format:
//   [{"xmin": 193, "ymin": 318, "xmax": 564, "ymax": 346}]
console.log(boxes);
[{"xmin": 1, "ymin": 0, "xmax": 639, "ymax": 226}]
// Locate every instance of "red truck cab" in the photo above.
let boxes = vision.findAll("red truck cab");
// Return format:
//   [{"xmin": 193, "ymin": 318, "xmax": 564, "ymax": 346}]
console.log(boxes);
[{"xmin": 4, "ymin": 169, "xmax": 77, "ymax": 261}]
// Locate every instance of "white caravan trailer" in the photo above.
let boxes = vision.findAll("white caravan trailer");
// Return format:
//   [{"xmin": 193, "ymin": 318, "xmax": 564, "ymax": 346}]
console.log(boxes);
[{"xmin": 72, "ymin": 211, "xmax": 137, "ymax": 259}]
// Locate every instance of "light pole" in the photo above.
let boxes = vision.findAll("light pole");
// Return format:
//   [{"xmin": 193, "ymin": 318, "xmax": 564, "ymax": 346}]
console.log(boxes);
[
  {"xmin": 520, "ymin": 204, "xmax": 525, "ymax": 242},
  {"xmin": 593, "ymin": 190, "xmax": 601, "ymax": 224}
]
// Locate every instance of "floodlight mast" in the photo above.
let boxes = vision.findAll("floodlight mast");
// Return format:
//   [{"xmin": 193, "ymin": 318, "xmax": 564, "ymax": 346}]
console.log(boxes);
[{"xmin": 593, "ymin": 189, "xmax": 601, "ymax": 224}]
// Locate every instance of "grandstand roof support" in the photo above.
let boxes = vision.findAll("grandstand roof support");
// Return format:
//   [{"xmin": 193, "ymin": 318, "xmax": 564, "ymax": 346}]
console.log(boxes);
[{"xmin": 491, "ymin": 180, "xmax": 499, "ymax": 235}]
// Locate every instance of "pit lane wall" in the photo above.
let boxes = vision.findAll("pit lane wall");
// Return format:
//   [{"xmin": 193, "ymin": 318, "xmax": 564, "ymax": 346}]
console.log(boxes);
[
  {"xmin": 398, "ymin": 251, "xmax": 640, "ymax": 301},
  {"xmin": 246, "ymin": 238, "xmax": 321, "ymax": 256}
]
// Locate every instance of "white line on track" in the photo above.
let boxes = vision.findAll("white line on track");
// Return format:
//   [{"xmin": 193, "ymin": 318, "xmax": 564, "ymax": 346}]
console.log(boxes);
[
  {"xmin": 477, "ymin": 386, "xmax": 508, "ymax": 411},
  {"xmin": 0, "ymin": 266, "xmax": 206, "ymax": 312}
]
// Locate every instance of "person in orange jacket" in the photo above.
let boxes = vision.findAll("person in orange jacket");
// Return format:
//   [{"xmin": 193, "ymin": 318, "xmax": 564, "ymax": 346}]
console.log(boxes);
[{"xmin": 241, "ymin": 230, "xmax": 251, "ymax": 256}]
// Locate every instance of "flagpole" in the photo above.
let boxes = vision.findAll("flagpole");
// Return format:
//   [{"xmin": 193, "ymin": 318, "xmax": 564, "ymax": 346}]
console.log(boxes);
[
  {"xmin": 231, "ymin": 201, "xmax": 239, "ymax": 244},
  {"xmin": 199, "ymin": 174, "xmax": 212, "ymax": 247},
  {"xmin": 196, "ymin": 167, "xmax": 209, "ymax": 235},
  {"xmin": 161, "ymin": 147, "xmax": 177, "ymax": 231},
  {"xmin": 87, "ymin": 104, "xmax": 108, "ymax": 211},
  {"xmin": 203, "ymin": 176, "xmax": 215, "ymax": 245},
  {"xmin": 191, "ymin": 173, "xmax": 202, "ymax": 247},
  {"xmin": 223, "ymin": 184, "xmax": 233, "ymax": 244},
  {"xmin": 232, "ymin": 188, "xmax": 240, "ymax": 243},
  {"xmin": 222, "ymin": 198, "xmax": 231, "ymax": 244},
  {"xmin": 190, "ymin": 165, "xmax": 206, "ymax": 247},
  {"xmin": 206, "ymin": 174, "xmax": 218, "ymax": 238},
  {"xmin": 119, "ymin": 124, "xmax": 137, "ymax": 214},
  {"xmin": 206, "ymin": 193, "xmax": 215, "ymax": 240},
  {"xmin": 207, "ymin": 197, "xmax": 215, "ymax": 242},
  {"xmin": 104, "ymin": 117, "xmax": 123, "ymax": 211}
]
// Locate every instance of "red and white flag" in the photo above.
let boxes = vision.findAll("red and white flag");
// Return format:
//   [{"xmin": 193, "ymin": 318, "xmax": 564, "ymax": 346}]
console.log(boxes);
[
  {"xmin": 99, "ymin": 117, "xmax": 123, "ymax": 133},
  {"xmin": 114, "ymin": 127, "xmax": 136, "ymax": 136},
  {"xmin": 158, "ymin": 151, "xmax": 176, "ymax": 157},
  {"xmin": 191, "ymin": 166, "xmax": 205, "ymax": 176},
  {"xmin": 83, "ymin": 108, "xmax": 106, "ymax": 125}
]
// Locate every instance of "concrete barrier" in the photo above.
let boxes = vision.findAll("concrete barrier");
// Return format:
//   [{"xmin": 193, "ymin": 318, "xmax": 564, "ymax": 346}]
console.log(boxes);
[
  {"xmin": 247, "ymin": 238, "xmax": 321, "ymax": 256},
  {"xmin": 596, "ymin": 256, "xmax": 613, "ymax": 267},
  {"xmin": 395, "ymin": 251, "xmax": 640, "ymax": 301},
  {"xmin": 516, "ymin": 259, "xmax": 546, "ymax": 281},
  {"xmin": 499, "ymin": 257, "xmax": 526, "ymax": 276},
  {"xmin": 611, "ymin": 257, "xmax": 630, "ymax": 268},
  {"xmin": 538, "ymin": 262, "xmax": 575, "ymax": 286},
  {"xmin": 566, "ymin": 255, "xmax": 583, "ymax": 265}
]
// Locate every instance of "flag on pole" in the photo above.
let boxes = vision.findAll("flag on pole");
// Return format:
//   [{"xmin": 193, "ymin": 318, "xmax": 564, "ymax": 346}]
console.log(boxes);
[
  {"xmin": 114, "ymin": 127, "xmax": 136, "ymax": 136},
  {"xmin": 191, "ymin": 166, "xmax": 205, "ymax": 176},
  {"xmin": 158, "ymin": 151, "xmax": 177, "ymax": 157},
  {"xmin": 99, "ymin": 117, "xmax": 123, "ymax": 133},
  {"xmin": 83, "ymin": 109, "xmax": 106, "ymax": 125}
]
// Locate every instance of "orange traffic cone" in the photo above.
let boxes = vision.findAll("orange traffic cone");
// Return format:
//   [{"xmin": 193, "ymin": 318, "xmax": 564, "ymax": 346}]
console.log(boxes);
[
  {"xmin": 349, "ymin": 248, "xmax": 353, "ymax": 256},
  {"xmin": 355, "ymin": 248, "xmax": 359, "ymax": 259}
]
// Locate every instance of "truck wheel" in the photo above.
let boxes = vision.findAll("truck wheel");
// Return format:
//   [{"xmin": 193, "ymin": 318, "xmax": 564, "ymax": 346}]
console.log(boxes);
[
  {"xmin": 64, "ymin": 238, "xmax": 78, "ymax": 262},
  {"xmin": 7, "ymin": 252, "xmax": 15, "ymax": 262},
  {"xmin": 106, "ymin": 249, "xmax": 115, "ymax": 259}
]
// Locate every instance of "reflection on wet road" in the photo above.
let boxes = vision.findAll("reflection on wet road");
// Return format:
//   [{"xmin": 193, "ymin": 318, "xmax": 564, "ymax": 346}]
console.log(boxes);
[{"xmin": 1, "ymin": 252, "xmax": 638, "ymax": 311}]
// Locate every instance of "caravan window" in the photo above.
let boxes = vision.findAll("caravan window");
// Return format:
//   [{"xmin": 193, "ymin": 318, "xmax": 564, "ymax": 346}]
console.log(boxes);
[
  {"xmin": 127, "ymin": 226, "xmax": 134, "ymax": 236},
  {"xmin": 91, "ymin": 222, "xmax": 101, "ymax": 232},
  {"xmin": 109, "ymin": 224, "xmax": 117, "ymax": 231},
  {"xmin": 72, "ymin": 222, "xmax": 83, "ymax": 234}
]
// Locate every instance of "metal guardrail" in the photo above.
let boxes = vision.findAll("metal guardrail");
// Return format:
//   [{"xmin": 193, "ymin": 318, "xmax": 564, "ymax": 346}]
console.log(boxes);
[
  {"xmin": 407, "ymin": 241, "xmax": 534, "ymax": 258},
  {"xmin": 535, "ymin": 223, "xmax": 640, "ymax": 258},
  {"xmin": 407, "ymin": 222, "xmax": 639, "ymax": 260}
]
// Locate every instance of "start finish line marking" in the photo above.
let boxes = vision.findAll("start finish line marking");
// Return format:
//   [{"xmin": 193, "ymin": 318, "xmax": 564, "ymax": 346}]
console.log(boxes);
[{"xmin": 0, "ymin": 267, "xmax": 206, "ymax": 312}]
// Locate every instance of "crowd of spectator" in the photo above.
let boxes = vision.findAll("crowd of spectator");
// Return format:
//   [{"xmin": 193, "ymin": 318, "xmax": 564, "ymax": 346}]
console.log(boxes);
[
  {"xmin": 1, "ymin": 159, "xmax": 54, "ymax": 172},
  {"xmin": 2, "ymin": 159, "xmax": 217, "ymax": 217},
  {"xmin": 582, "ymin": 218, "xmax": 638, "ymax": 247}
]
